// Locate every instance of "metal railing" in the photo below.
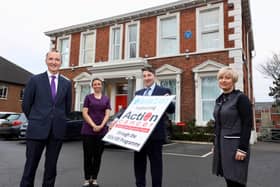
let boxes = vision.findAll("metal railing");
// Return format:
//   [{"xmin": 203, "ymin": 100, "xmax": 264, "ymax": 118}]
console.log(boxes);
[{"xmin": 259, "ymin": 126, "xmax": 280, "ymax": 142}]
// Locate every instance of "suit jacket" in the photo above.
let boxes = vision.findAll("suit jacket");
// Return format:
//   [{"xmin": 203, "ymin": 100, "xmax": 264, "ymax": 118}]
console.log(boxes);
[
  {"xmin": 22, "ymin": 72, "xmax": 72, "ymax": 140},
  {"xmin": 135, "ymin": 84, "xmax": 175, "ymax": 141}
]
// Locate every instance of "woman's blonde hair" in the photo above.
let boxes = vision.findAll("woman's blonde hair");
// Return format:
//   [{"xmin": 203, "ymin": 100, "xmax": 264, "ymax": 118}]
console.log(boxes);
[{"xmin": 217, "ymin": 67, "xmax": 238, "ymax": 83}]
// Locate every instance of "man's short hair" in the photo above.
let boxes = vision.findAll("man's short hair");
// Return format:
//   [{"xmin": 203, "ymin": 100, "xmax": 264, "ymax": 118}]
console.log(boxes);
[
  {"xmin": 141, "ymin": 67, "xmax": 155, "ymax": 75},
  {"xmin": 45, "ymin": 49, "xmax": 62, "ymax": 61}
]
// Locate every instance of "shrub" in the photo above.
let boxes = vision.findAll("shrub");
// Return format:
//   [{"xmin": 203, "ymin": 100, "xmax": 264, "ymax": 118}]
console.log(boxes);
[{"xmin": 170, "ymin": 119, "xmax": 214, "ymax": 142}]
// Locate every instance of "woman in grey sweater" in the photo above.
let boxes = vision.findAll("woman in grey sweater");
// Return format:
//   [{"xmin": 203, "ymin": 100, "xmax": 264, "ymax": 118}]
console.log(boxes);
[{"xmin": 212, "ymin": 67, "xmax": 253, "ymax": 187}]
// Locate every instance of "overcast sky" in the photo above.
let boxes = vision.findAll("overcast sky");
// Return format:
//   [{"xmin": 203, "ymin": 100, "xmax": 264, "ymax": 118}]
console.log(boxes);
[{"xmin": 0, "ymin": 0, "xmax": 278, "ymax": 102}]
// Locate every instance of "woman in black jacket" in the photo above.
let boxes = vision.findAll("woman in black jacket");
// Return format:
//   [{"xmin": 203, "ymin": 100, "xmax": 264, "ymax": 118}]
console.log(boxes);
[{"xmin": 212, "ymin": 67, "xmax": 253, "ymax": 187}]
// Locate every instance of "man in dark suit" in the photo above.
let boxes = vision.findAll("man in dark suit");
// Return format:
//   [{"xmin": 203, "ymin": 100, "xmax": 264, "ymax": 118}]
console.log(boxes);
[
  {"xmin": 20, "ymin": 50, "xmax": 72, "ymax": 187},
  {"xmin": 134, "ymin": 67, "xmax": 175, "ymax": 187}
]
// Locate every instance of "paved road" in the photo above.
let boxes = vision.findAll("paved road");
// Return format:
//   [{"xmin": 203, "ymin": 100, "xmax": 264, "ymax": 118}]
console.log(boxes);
[{"xmin": 0, "ymin": 139, "xmax": 279, "ymax": 187}]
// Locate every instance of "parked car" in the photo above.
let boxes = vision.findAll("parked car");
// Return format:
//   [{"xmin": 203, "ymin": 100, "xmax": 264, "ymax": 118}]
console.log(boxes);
[
  {"xmin": 107, "ymin": 108, "xmax": 126, "ymax": 127},
  {"xmin": 19, "ymin": 120, "xmax": 28, "ymax": 138},
  {"xmin": 19, "ymin": 111, "xmax": 84, "ymax": 140},
  {"xmin": 0, "ymin": 112, "xmax": 16, "ymax": 124},
  {"xmin": 64, "ymin": 111, "xmax": 83, "ymax": 139},
  {"xmin": 0, "ymin": 113, "xmax": 27, "ymax": 139}
]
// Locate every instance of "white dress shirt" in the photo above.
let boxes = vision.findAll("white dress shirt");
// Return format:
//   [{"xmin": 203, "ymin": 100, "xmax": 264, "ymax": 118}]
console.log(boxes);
[{"xmin": 144, "ymin": 82, "xmax": 156, "ymax": 96}]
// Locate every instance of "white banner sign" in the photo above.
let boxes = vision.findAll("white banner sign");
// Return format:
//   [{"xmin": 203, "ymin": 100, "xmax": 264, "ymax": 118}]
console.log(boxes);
[{"xmin": 103, "ymin": 95, "xmax": 175, "ymax": 151}]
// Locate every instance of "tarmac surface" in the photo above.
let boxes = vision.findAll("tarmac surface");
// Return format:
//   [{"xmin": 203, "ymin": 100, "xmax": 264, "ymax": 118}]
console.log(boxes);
[{"xmin": 0, "ymin": 139, "xmax": 279, "ymax": 187}]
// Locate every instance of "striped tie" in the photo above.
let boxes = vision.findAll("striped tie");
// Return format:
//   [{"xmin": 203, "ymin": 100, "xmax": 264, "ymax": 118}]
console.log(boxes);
[{"xmin": 144, "ymin": 87, "xmax": 151, "ymax": 96}]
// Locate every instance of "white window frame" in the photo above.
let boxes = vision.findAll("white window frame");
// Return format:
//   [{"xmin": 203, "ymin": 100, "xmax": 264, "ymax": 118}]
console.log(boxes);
[
  {"xmin": 193, "ymin": 61, "xmax": 225, "ymax": 126},
  {"xmin": 57, "ymin": 35, "xmax": 71, "ymax": 68},
  {"xmin": 196, "ymin": 3, "xmax": 224, "ymax": 51},
  {"xmin": 197, "ymin": 73, "xmax": 220, "ymax": 125},
  {"xmin": 157, "ymin": 12, "xmax": 180, "ymax": 57},
  {"xmin": 73, "ymin": 72, "xmax": 92, "ymax": 111},
  {"xmin": 0, "ymin": 85, "xmax": 8, "ymax": 99},
  {"xmin": 79, "ymin": 30, "xmax": 96, "ymax": 65},
  {"xmin": 158, "ymin": 78, "xmax": 177, "ymax": 121},
  {"xmin": 75, "ymin": 83, "xmax": 91, "ymax": 111},
  {"xmin": 125, "ymin": 21, "xmax": 140, "ymax": 59},
  {"xmin": 109, "ymin": 25, "xmax": 123, "ymax": 61},
  {"xmin": 156, "ymin": 64, "xmax": 182, "ymax": 123}
]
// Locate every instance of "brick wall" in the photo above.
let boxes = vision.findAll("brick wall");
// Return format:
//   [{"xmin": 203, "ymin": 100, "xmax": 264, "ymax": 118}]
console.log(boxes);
[
  {"xmin": 96, "ymin": 27, "xmax": 109, "ymax": 62},
  {"xmin": 70, "ymin": 32, "xmax": 81, "ymax": 67},
  {"xmin": 122, "ymin": 23, "xmax": 126, "ymax": 59},
  {"xmin": 180, "ymin": 8, "xmax": 196, "ymax": 53},
  {"xmin": 272, "ymin": 113, "xmax": 280, "ymax": 126},
  {"xmin": 224, "ymin": 1, "xmax": 235, "ymax": 48},
  {"xmin": 55, "ymin": 0, "xmax": 250, "ymax": 122},
  {"xmin": 139, "ymin": 17, "xmax": 157, "ymax": 58},
  {"xmin": 0, "ymin": 83, "xmax": 24, "ymax": 112},
  {"xmin": 148, "ymin": 51, "xmax": 233, "ymax": 121},
  {"xmin": 59, "ymin": 67, "xmax": 90, "ymax": 111}
]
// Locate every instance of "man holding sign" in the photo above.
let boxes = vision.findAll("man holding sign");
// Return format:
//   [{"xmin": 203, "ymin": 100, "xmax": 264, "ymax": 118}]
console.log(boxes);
[{"xmin": 134, "ymin": 67, "xmax": 175, "ymax": 187}]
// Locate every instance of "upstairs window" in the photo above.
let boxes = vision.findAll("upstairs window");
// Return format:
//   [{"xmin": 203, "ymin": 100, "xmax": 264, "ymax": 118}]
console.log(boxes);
[
  {"xmin": 110, "ymin": 25, "xmax": 123, "ymax": 60},
  {"xmin": 158, "ymin": 13, "xmax": 179, "ymax": 56},
  {"xmin": 57, "ymin": 36, "xmax": 70, "ymax": 67},
  {"xmin": 125, "ymin": 22, "xmax": 139, "ymax": 59},
  {"xmin": 80, "ymin": 31, "xmax": 96, "ymax": 65},
  {"xmin": 197, "ymin": 3, "xmax": 224, "ymax": 51}
]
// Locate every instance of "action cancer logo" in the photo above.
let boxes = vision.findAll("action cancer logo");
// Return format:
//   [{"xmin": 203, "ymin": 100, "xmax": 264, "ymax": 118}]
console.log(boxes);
[
  {"xmin": 143, "ymin": 112, "xmax": 153, "ymax": 121},
  {"xmin": 122, "ymin": 111, "xmax": 158, "ymax": 122}
]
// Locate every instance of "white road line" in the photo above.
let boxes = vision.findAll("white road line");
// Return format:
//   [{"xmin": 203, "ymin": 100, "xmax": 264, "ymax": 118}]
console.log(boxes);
[
  {"xmin": 163, "ymin": 142, "xmax": 177, "ymax": 147},
  {"xmin": 201, "ymin": 151, "xmax": 213, "ymax": 157},
  {"xmin": 108, "ymin": 142, "xmax": 213, "ymax": 158},
  {"xmin": 163, "ymin": 151, "xmax": 213, "ymax": 158},
  {"xmin": 163, "ymin": 152, "xmax": 202, "ymax": 158}
]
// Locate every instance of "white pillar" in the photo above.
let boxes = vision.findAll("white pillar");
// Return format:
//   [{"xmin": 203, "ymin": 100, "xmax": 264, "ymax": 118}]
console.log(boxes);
[
  {"xmin": 175, "ymin": 74, "xmax": 181, "ymax": 122},
  {"xmin": 135, "ymin": 77, "xmax": 143, "ymax": 91},
  {"xmin": 74, "ymin": 83, "xmax": 80, "ymax": 111},
  {"xmin": 111, "ymin": 84, "xmax": 116, "ymax": 114}
]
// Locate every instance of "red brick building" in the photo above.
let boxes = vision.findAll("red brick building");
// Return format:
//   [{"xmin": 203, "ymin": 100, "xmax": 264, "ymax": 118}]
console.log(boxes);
[
  {"xmin": 255, "ymin": 102, "xmax": 280, "ymax": 131},
  {"xmin": 0, "ymin": 56, "xmax": 33, "ymax": 112},
  {"xmin": 45, "ymin": 0, "xmax": 255, "ymax": 140}
]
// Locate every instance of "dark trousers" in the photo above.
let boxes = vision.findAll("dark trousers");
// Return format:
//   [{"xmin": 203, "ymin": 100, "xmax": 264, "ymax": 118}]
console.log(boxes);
[
  {"xmin": 20, "ymin": 135, "xmax": 63, "ymax": 187},
  {"xmin": 82, "ymin": 135, "xmax": 105, "ymax": 180},
  {"xmin": 134, "ymin": 140, "xmax": 163, "ymax": 187},
  {"xmin": 226, "ymin": 179, "xmax": 246, "ymax": 187}
]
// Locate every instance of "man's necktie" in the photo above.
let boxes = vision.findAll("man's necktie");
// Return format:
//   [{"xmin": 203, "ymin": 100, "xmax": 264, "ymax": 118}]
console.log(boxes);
[
  {"xmin": 144, "ymin": 87, "xmax": 151, "ymax": 96},
  {"xmin": 51, "ymin": 75, "xmax": 56, "ymax": 101}
]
